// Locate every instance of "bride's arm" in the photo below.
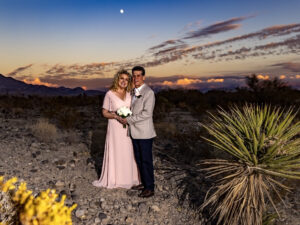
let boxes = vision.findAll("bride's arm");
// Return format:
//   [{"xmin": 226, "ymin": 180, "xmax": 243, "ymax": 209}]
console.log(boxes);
[{"xmin": 102, "ymin": 108, "xmax": 121, "ymax": 121}]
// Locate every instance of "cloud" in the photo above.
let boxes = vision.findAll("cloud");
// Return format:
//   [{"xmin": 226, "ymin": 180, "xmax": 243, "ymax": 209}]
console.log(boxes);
[
  {"xmin": 153, "ymin": 44, "xmax": 188, "ymax": 56},
  {"xmin": 176, "ymin": 78, "xmax": 203, "ymax": 85},
  {"xmin": 183, "ymin": 16, "xmax": 249, "ymax": 39},
  {"xmin": 45, "ymin": 62, "xmax": 115, "ymax": 79},
  {"xmin": 280, "ymin": 75, "xmax": 286, "ymax": 79},
  {"xmin": 23, "ymin": 78, "xmax": 59, "ymax": 87},
  {"xmin": 207, "ymin": 78, "xmax": 224, "ymax": 83},
  {"xmin": 271, "ymin": 62, "xmax": 300, "ymax": 72},
  {"xmin": 8, "ymin": 64, "xmax": 33, "ymax": 76},
  {"xmin": 179, "ymin": 20, "xmax": 203, "ymax": 34},
  {"xmin": 144, "ymin": 21, "xmax": 300, "ymax": 68},
  {"xmin": 257, "ymin": 74, "xmax": 270, "ymax": 80},
  {"xmin": 149, "ymin": 39, "xmax": 184, "ymax": 51},
  {"xmin": 154, "ymin": 77, "xmax": 226, "ymax": 89}
]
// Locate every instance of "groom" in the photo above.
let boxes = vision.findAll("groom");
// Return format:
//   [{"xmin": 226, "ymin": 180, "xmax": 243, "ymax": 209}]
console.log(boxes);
[{"xmin": 121, "ymin": 66, "xmax": 156, "ymax": 198}]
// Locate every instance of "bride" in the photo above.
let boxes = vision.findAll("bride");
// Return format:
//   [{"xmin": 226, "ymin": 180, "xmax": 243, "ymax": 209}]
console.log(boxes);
[{"xmin": 92, "ymin": 69, "xmax": 140, "ymax": 188}]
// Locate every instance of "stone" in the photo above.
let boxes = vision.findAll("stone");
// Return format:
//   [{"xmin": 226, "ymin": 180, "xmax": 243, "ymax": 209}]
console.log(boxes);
[
  {"xmin": 75, "ymin": 209, "xmax": 86, "ymax": 219},
  {"xmin": 94, "ymin": 217, "xmax": 101, "ymax": 223},
  {"xmin": 69, "ymin": 183, "xmax": 76, "ymax": 192},
  {"xmin": 41, "ymin": 160, "xmax": 49, "ymax": 164},
  {"xmin": 125, "ymin": 216, "xmax": 134, "ymax": 224},
  {"xmin": 138, "ymin": 202, "xmax": 149, "ymax": 213},
  {"xmin": 55, "ymin": 180, "xmax": 65, "ymax": 187},
  {"xmin": 151, "ymin": 205, "xmax": 160, "ymax": 212},
  {"xmin": 98, "ymin": 212, "xmax": 107, "ymax": 220},
  {"xmin": 55, "ymin": 159, "xmax": 66, "ymax": 166},
  {"xmin": 57, "ymin": 165, "xmax": 66, "ymax": 170}
]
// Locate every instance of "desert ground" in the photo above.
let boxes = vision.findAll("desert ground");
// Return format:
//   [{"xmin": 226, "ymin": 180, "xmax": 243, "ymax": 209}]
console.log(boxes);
[{"xmin": 0, "ymin": 90, "xmax": 300, "ymax": 225}]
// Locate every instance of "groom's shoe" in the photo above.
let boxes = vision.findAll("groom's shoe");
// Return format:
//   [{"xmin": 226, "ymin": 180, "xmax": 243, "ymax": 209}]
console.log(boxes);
[
  {"xmin": 131, "ymin": 184, "xmax": 144, "ymax": 191},
  {"xmin": 138, "ymin": 189, "xmax": 154, "ymax": 198}
]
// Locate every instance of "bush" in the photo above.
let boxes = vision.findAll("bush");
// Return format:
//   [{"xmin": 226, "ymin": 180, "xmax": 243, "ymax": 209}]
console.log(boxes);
[
  {"xmin": 200, "ymin": 104, "xmax": 300, "ymax": 225},
  {"xmin": 0, "ymin": 176, "xmax": 76, "ymax": 225},
  {"xmin": 31, "ymin": 119, "xmax": 57, "ymax": 143}
]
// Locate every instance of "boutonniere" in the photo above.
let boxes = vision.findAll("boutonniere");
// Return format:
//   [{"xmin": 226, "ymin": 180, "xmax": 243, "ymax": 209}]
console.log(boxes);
[{"xmin": 135, "ymin": 89, "xmax": 142, "ymax": 98}]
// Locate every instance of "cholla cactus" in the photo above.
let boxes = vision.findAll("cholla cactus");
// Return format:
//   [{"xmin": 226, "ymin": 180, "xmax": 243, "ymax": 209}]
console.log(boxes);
[
  {"xmin": 0, "ymin": 177, "xmax": 19, "ymax": 225},
  {"xmin": 0, "ymin": 189, "xmax": 19, "ymax": 225},
  {"xmin": 0, "ymin": 176, "xmax": 77, "ymax": 225}
]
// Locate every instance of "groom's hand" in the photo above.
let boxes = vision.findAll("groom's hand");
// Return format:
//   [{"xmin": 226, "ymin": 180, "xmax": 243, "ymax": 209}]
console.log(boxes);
[{"xmin": 119, "ymin": 118, "xmax": 127, "ymax": 125}]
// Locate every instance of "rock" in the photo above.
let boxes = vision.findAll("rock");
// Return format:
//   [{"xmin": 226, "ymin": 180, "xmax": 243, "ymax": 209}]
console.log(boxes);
[
  {"xmin": 69, "ymin": 183, "xmax": 76, "ymax": 192},
  {"xmin": 55, "ymin": 159, "xmax": 66, "ymax": 166},
  {"xmin": 126, "ymin": 204, "xmax": 133, "ymax": 211},
  {"xmin": 41, "ymin": 160, "xmax": 49, "ymax": 164},
  {"xmin": 57, "ymin": 165, "xmax": 66, "ymax": 170},
  {"xmin": 98, "ymin": 212, "xmax": 107, "ymax": 220},
  {"xmin": 138, "ymin": 202, "xmax": 149, "ymax": 213},
  {"xmin": 55, "ymin": 180, "xmax": 65, "ymax": 187},
  {"xmin": 125, "ymin": 216, "xmax": 134, "ymax": 224},
  {"xmin": 69, "ymin": 160, "xmax": 76, "ymax": 167},
  {"xmin": 151, "ymin": 205, "xmax": 160, "ymax": 212},
  {"xmin": 94, "ymin": 217, "xmax": 101, "ymax": 223},
  {"xmin": 75, "ymin": 209, "xmax": 86, "ymax": 219}
]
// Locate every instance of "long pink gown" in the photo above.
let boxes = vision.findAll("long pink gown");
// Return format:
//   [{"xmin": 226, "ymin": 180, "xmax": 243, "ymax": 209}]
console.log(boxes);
[{"xmin": 92, "ymin": 90, "xmax": 140, "ymax": 189}]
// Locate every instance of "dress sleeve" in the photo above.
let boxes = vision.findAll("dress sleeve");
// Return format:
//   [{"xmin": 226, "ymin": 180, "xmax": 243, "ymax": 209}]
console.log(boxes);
[{"xmin": 102, "ymin": 92, "xmax": 111, "ymax": 111}]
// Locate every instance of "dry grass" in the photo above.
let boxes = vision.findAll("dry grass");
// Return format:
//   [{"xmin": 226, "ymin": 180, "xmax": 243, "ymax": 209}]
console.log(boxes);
[{"xmin": 31, "ymin": 119, "xmax": 57, "ymax": 143}]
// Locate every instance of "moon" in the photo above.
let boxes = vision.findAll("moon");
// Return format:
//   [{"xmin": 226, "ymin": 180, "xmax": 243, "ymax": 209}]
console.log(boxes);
[{"xmin": 120, "ymin": 9, "xmax": 124, "ymax": 14}]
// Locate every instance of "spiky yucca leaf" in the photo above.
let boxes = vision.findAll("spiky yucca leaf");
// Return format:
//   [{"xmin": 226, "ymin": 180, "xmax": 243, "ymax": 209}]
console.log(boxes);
[{"xmin": 200, "ymin": 104, "xmax": 300, "ymax": 225}]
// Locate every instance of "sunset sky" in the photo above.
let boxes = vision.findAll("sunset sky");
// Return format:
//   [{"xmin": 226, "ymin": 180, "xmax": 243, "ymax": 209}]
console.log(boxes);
[{"xmin": 1, "ymin": 0, "xmax": 300, "ymax": 90}]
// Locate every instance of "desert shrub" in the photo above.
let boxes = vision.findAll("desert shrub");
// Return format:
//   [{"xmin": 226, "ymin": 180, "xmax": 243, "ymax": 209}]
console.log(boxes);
[
  {"xmin": 31, "ymin": 119, "xmax": 57, "ymax": 143},
  {"xmin": 200, "ymin": 104, "xmax": 300, "ymax": 225},
  {"xmin": 57, "ymin": 108, "xmax": 81, "ymax": 129},
  {"xmin": 0, "ymin": 176, "xmax": 76, "ymax": 225}
]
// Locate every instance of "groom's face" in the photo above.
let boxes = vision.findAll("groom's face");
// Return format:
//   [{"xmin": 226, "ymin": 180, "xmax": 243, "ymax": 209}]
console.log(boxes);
[{"xmin": 133, "ymin": 70, "xmax": 145, "ymax": 88}]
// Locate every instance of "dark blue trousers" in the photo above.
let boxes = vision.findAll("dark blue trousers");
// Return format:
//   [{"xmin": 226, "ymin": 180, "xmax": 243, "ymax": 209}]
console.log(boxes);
[{"xmin": 131, "ymin": 138, "xmax": 154, "ymax": 191}]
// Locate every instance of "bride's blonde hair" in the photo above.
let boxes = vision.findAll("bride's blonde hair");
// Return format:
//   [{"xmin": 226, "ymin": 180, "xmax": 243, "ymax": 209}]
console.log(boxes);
[{"xmin": 110, "ymin": 69, "xmax": 133, "ymax": 92}]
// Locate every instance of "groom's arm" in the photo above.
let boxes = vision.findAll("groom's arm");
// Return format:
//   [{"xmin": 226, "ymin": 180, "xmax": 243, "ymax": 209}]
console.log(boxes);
[{"xmin": 127, "ymin": 91, "xmax": 155, "ymax": 124}]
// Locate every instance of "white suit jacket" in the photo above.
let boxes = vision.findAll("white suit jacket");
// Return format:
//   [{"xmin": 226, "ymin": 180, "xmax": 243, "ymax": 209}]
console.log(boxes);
[{"xmin": 127, "ymin": 84, "xmax": 156, "ymax": 139}]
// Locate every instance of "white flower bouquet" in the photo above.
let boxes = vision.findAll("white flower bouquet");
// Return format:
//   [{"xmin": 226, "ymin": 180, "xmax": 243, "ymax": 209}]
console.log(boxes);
[{"xmin": 116, "ymin": 106, "xmax": 132, "ymax": 128}]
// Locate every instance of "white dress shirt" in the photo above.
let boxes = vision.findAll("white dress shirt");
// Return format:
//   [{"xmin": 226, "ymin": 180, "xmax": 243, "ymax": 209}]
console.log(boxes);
[{"xmin": 132, "ymin": 83, "xmax": 145, "ymax": 104}]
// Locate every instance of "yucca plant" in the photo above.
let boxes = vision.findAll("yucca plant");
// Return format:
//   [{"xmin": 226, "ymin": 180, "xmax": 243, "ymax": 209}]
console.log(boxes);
[{"xmin": 200, "ymin": 104, "xmax": 300, "ymax": 225}]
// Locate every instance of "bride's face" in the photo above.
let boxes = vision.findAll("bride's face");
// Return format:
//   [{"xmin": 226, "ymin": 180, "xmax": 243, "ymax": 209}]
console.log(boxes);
[{"xmin": 118, "ymin": 74, "xmax": 130, "ymax": 89}]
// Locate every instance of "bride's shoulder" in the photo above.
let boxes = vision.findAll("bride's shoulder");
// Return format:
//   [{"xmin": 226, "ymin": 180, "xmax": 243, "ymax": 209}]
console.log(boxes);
[
  {"xmin": 105, "ymin": 90, "xmax": 113, "ymax": 98},
  {"xmin": 106, "ymin": 89, "xmax": 113, "ymax": 95}
]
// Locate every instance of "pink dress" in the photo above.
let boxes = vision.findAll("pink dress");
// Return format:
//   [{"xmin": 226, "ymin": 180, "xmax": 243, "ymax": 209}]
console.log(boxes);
[{"xmin": 92, "ymin": 90, "xmax": 140, "ymax": 189}]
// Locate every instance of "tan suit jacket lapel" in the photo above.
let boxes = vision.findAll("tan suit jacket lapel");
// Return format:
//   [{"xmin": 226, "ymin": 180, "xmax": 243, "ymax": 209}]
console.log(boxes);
[{"xmin": 131, "ymin": 84, "xmax": 148, "ymax": 108}]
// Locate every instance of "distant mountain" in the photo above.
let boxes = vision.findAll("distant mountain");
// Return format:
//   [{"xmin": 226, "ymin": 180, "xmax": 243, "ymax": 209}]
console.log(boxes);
[{"xmin": 0, "ymin": 74, "xmax": 104, "ymax": 96}]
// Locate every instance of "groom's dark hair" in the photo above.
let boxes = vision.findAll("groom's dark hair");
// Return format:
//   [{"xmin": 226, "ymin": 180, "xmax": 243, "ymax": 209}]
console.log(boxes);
[{"xmin": 132, "ymin": 66, "xmax": 145, "ymax": 76}]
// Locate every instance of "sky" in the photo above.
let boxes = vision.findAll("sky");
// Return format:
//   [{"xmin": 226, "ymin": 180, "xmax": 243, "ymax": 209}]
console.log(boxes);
[{"xmin": 1, "ymin": 0, "xmax": 300, "ymax": 90}]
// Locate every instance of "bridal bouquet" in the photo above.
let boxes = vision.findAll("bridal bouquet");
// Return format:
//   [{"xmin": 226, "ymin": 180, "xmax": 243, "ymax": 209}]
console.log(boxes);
[{"xmin": 117, "ymin": 106, "xmax": 132, "ymax": 128}]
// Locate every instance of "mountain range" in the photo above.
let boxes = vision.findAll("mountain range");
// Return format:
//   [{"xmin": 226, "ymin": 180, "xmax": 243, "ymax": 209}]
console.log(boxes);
[{"xmin": 0, "ymin": 74, "xmax": 103, "ymax": 96}]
